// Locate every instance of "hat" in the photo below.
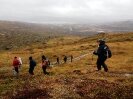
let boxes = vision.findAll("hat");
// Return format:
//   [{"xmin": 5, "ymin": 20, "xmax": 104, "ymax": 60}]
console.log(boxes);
[
  {"xmin": 97, "ymin": 39, "xmax": 105, "ymax": 44},
  {"xmin": 29, "ymin": 56, "xmax": 32, "ymax": 60}
]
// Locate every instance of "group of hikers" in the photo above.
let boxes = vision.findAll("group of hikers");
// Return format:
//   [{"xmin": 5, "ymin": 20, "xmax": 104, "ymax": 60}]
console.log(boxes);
[
  {"xmin": 12, "ymin": 39, "xmax": 112, "ymax": 78},
  {"xmin": 57, "ymin": 55, "xmax": 73, "ymax": 64},
  {"xmin": 12, "ymin": 54, "xmax": 74, "ymax": 77}
]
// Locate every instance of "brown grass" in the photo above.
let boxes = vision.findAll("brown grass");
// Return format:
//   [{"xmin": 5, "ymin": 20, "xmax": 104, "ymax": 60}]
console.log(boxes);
[{"xmin": 0, "ymin": 33, "xmax": 133, "ymax": 99}]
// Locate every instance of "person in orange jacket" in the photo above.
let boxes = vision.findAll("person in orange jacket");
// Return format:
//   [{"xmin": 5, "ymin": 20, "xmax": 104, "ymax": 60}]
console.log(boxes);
[{"xmin": 12, "ymin": 57, "xmax": 20, "ymax": 77}]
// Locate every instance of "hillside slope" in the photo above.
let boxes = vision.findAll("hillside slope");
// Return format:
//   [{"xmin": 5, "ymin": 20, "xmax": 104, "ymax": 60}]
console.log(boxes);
[
  {"xmin": 0, "ymin": 21, "xmax": 67, "ymax": 50},
  {"xmin": 0, "ymin": 33, "xmax": 133, "ymax": 99}
]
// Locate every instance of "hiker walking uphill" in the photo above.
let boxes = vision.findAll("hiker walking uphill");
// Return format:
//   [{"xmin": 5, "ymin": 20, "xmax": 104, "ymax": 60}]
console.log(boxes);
[
  {"xmin": 70, "ymin": 55, "xmax": 73, "ymax": 62},
  {"xmin": 29, "ymin": 56, "xmax": 36, "ymax": 75},
  {"xmin": 12, "ymin": 57, "xmax": 20, "ymax": 78},
  {"xmin": 41, "ymin": 55, "xmax": 49, "ymax": 74},
  {"xmin": 93, "ymin": 39, "xmax": 112, "ymax": 72},
  {"xmin": 63, "ymin": 55, "xmax": 67, "ymax": 63},
  {"xmin": 57, "ymin": 57, "xmax": 60, "ymax": 64}
]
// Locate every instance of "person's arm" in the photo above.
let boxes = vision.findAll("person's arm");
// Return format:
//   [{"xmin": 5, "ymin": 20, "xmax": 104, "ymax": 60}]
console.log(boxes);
[
  {"xmin": 93, "ymin": 46, "xmax": 103, "ymax": 55},
  {"xmin": 93, "ymin": 50, "xmax": 98, "ymax": 55},
  {"xmin": 93, "ymin": 47, "xmax": 99, "ymax": 55}
]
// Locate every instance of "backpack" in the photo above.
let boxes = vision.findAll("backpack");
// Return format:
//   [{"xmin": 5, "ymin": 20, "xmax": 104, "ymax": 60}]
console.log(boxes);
[
  {"xmin": 42, "ymin": 60, "xmax": 49, "ymax": 67},
  {"xmin": 18, "ymin": 57, "xmax": 22, "ymax": 65},
  {"xmin": 104, "ymin": 45, "xmax": 112, "ymax": 58},
  {"xmin": 33, "ymin": 60, "xmax": 37, "ymax": 66},
  {"xmin": 107, "ymin": 49, "xmax": 112, "ymax": 58}
]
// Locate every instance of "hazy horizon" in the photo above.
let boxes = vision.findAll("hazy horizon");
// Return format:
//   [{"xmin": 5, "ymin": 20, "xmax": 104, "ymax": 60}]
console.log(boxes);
[{"xmin": 0, "ymin": 0, "xmax": 133, "ymax": 24}]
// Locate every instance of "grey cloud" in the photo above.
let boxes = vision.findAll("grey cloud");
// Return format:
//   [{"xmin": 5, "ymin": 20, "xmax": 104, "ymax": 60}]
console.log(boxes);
[{"xmin": 0, "ymin": 0, "xmax": 133, "ymax": 24}]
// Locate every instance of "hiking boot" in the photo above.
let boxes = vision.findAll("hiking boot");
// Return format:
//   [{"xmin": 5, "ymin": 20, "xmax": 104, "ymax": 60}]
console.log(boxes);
[
  {"xmin": 96, "ymin": 70, "xmax": 101, "ymax": 71},
  {"xmin": 105, "ymin": 69, "xmax": 108, "ymax": 72},
  {"xmin": 44, "ymin": 72, "xmax": 49, "ymax": 75}
]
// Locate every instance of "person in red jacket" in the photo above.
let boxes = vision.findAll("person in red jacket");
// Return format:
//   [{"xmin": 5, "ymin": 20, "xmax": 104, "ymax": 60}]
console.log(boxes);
[{"xmin": 12, "ymin": 57, "xmax": 20, "ymax": 77}]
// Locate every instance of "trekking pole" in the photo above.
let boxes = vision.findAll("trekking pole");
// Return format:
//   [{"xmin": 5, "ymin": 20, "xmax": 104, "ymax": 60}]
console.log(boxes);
[{"xmin": 92, "ymin": 54, "xmax": 94, "ymax": 61}]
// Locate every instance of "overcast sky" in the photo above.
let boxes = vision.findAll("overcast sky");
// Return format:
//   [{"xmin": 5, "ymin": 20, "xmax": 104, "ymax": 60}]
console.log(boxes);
[{"xmin": 0, "ymin": 0, "xmax": 133, "ymax": 24}]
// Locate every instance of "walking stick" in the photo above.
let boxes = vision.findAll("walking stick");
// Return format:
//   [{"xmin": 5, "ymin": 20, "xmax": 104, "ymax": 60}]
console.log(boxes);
[{"xmin": 92, "ymin": 54, "xmax": 94, "ymax": 61}]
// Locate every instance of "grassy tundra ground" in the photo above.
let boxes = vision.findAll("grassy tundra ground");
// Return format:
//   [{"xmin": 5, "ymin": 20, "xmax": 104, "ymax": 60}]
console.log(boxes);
[{"xmin": 0, "ymin": 33, "xmax": 133, "ymax": 99}]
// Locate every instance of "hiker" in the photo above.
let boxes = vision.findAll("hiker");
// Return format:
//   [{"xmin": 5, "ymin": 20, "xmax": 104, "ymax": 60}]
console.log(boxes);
[
  {"xmin": 29, "ymin": 56, "xmax": 36, "ymax": 75},
  {"xmin": 93, "ymin": 39, "xmax": 112, "ymax": 72},
  {"xmin": 57, "ymin": 57, "xmax": 60, "ymax": 64},
  {"xmin": 70, "ymin": 55, "xmax": 73, "ymax": 62},
  {"xmin": 48, "ymin": 59, "xmax": 51, "ymax": 66},
  {"xmin": 12, "ymin": 57, "xmax": 20, "ymax": 77},
  {"xmin": 42, "ymin": 55, "xmax": 50, "ymax": 66},
  {"xmin": 47, "ymin": 57, "xmax": 51, "ymax": 67},
  {"xmin": 41, "ymin": 59, "xmax": 49, "ymax": 74},
  {"xmin": 18, "ymin": 57, "xmax": 22, "ymax": 69},
  {"xmin": 63, "ymin": 55, "xmax": 67, "ymax": 63}
]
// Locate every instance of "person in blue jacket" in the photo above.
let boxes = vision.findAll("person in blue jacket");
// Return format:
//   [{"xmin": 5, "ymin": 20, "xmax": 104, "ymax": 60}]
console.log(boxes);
[{"xmin": 29, "ymin": 56, "xmax": 36, "ymax": 75}]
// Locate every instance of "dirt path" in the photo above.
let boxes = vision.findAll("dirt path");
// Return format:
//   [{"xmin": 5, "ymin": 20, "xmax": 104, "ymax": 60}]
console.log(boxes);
[
  {"xmin": 50, "ymin": 53, "xmax": 90, "ymax": 67},
  {"xmin": 50, "ymin": 53, "xmax": 133, "ymax": 78}
]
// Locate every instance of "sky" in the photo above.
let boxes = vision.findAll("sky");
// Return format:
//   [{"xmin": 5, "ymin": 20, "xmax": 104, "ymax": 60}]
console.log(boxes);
[{"xmin": 0, "ymin": 0, "xmax": 133, "ymax": 24}]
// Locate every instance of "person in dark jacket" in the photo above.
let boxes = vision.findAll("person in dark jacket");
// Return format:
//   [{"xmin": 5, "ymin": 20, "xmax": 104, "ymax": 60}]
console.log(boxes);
[
  {"xmin": 93, "ymin": 39, "xmax": 109, "ymax": 72},
  {"xmin": 63, "ymin": 55, "xmax": 67, "ymax": 63},
  {"xmin": 70, "ymin": 55, "xmax": 73, "ymax": 62},
  {"xmin": 57, "ymin": 57, "xmax": 60, "ymax": 64},
  {"xmin": 29, "ymin": 56, "xmax": 36, "ymax": 75}
]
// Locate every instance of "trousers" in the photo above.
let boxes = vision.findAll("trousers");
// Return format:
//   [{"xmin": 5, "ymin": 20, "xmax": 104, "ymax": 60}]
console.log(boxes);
[{"xmin": 96, "ymin": 57, "xmax": 108, "ymax": 72}]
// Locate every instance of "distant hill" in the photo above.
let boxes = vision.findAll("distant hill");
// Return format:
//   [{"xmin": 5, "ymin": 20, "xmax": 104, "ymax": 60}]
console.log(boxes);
[
  {"xmin": 0, "ymin": 20, "xmax": 133, "ymax": 50},
  {"xmin": 98, "ymin": 20, "xmax": 133, "ymax": 32},
  {"xmin": 69, "ymin": 20, "xmax": 133, "ymax": 34},
  {"xmin": 0, "ymin": 21, "xmax": 68, "ymax": 50},
  {"xmin": 0, "ymin": 20, "xmax": 99, "ymax": 50},
  {"xmin": 0, "ymin": 20, "xmax": 69, "ymax": 35}
]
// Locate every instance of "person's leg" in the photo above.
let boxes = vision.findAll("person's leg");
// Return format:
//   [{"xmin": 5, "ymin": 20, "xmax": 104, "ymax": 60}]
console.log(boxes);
[
  {"xmin": 29, "ymin": 67, "xmax": 32, "ymax": 74},
  {"xmin": 43, "ymin": 66, "xmax": 49, "ymax": 74},
  {"xmin": 65, "ymin": 59, "xmax": 67, "ymax": 63},
  {"xmin": 29, "ymin": 67, "xmax": 34, "ymax": 75},
  {"xmin": 15, "ymin": 67, "xmax": 19, "ymax": 73},
  {"xmin": 96, "ymin": 58, "xmax": 102, "ymax": 70},
  {"xmin": 32, "ymin": 67, "xmax": 34, "ymax": 75},
  {"xmin": 15, "ymin": 67, "xmax": 19, "ymax": 78},
  {"xmin": 42, "ymin": 66, "xmax": 46, "ymax": 74},
  {"xmin": 102, "ymin": 59, "xmax": 108, "ymax": 72}
]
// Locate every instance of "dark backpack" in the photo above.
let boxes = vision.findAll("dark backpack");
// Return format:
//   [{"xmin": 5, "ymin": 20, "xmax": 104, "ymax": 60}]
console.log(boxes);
[
  {"xmin": 107, "ymin": 49, "xmax": 112, "ymax": 58},
  {"xmin": 33, "ymin": 60, "xmax": 37, "ymax": 66},
  {"xmin": 104, "ymin": 45, "xmax": 112, "ymax": 58}
]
